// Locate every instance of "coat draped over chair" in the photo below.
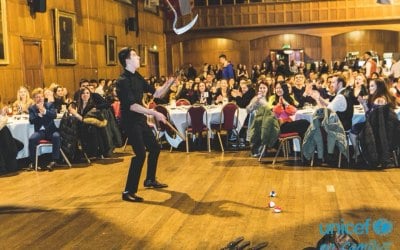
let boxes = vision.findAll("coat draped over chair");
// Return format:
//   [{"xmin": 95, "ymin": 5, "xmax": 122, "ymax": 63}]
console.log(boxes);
[
  {"xmin": 249, "ymin": 105, "xmax": 280, "ymax": 148},
  {"xmin": 359, "ymin": 105, "xmax": 400, "ymax": 168},
  {"xmin": 302, "ymin": 108, "xmax": 348, "ymax": 160}
]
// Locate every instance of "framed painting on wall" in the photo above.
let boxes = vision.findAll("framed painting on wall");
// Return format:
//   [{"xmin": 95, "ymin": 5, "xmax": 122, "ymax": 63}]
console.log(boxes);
[
  {"xmin": 54, "ymin": 9, "xmax": 77, "ymax": 65},
  {"xmin": 0, "ymin": 0, "xmax": 9, "ymax": 65},
  {"xmin": 105, "ymin": 35, "xmax": 117, "ymax": 65}
]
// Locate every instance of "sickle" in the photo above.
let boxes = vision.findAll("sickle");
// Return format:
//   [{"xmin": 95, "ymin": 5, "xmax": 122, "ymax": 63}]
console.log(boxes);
[{"xmin": 165, "ymin": 0, "xmax": 198, "ymax": 35}]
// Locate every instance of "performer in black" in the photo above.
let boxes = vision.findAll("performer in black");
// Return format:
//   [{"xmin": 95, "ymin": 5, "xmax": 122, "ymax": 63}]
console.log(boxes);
[{"xmin": 116, "ymin": 47, "xmax": 174, "ymax": 202}]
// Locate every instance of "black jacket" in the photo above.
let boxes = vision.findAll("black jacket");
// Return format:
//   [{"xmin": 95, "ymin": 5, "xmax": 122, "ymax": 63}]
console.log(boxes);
[
  {"xmin": 28, "ymin": 102, "xmax": 58, "ymax": 135},
  {"xmin": 359, "ymin": 105, "xmax": 400, "ymax": 168}
]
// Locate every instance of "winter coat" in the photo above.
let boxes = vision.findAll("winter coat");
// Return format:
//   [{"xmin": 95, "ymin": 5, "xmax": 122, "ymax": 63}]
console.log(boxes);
[
  {"xmin": 302, "ymin": 108, "xmax": 348, "ymax": 160},
  {"xmin": 0, "ymin": 126, "xmax": 19, "ymax": 172},
  {"xmin": 249, "ymin": 105, "xmax": 280, "ymax": 148},
  {"xmin": 59, "ymin": 112, "xmax": 79, "ymax": 161},
  {"xmin": 359, "ymin": 105, "xmax": 400, "ymax": 168}
]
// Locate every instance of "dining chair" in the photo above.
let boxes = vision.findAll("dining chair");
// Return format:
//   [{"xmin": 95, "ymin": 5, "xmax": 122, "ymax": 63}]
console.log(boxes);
[
  {"xmin": 210, "ymin": 102, "xmax": 239, "ymax": 152},
  {"xmin": 35, "ymin": 139, "xmax": 72, "ymax": 171},
  {"xmin": 185, "ymin": 105, "xmax": 210, "ymax": 152}
]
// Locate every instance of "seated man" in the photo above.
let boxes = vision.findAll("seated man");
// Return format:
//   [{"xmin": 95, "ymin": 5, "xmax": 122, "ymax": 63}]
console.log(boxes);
[
  {"xmin": 28, "ymin": 88, "xmax": 60, "ymax": 171},
  {"xmin": 311, "ymin": 75, "xmax": 354, "ymax": 131}
]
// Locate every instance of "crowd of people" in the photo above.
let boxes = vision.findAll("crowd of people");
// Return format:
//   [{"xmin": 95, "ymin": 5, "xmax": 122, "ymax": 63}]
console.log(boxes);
[{"xmin": 1, "ymin": 51, "xmax": 400, "ymax": 174}]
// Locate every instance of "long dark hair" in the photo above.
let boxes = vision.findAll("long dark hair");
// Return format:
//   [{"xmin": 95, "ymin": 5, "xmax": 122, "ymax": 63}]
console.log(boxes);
[
  {"xmin": 272, "ymin": 81, "xmax": 295, "ymax": 106},
  {"xmin": 77, "ymin": 86, "xmax": 95, "ymax": 114},
  {"xmin": 369, "ymin": 78, "xmax": 396, "ymax": 108}
]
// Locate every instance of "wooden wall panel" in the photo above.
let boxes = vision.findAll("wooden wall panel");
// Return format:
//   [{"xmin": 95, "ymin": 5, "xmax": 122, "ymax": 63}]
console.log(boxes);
[
  {"xmin": 249, "ymin": 34, "xmax": 321, "ymax": 66},
  {"xmin": 178, "ymin": 0, "xmax": 400, "ymax": 32},
  {"xmin": 0, "ymin": 0, "xmax": 166, "ymax": 103},
  {"xmin": 332, "ymin": 30, "xmax": 399, "ymax": 61},
  {"xmin": 179, "ymin": 38, "xmax": 240, "ymax": 73}
]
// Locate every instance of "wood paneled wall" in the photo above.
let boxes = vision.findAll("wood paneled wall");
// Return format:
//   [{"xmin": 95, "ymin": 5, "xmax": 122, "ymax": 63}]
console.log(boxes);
[
  {"xmin": 332, "ymin": 30, "xmax": 399, "ymax": 61},
  {"xmin": 180, "ymin": 38, "xmax": 241, "ymax": 71},
  {"xmin": 0, "ymin": 0, "xmax": 165, "ymax": 103},
  {"xmin": 169, "ymin": 0, "xmax": 400, "ymax": 32},
  {"xmin": 250, "ymin": 34, "xmax": 321, "ymax": 65}
]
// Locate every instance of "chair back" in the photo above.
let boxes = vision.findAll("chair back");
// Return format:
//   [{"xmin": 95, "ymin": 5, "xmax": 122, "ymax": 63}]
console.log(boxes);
[
  {"xmin": 148, "ymin": 101, "xmax": 157, "ymax": 109},
  {"xmin": 187, "ymin": 106, "xmax": 207, "ymax": 134},
  {"xmin": 176, "ymin": 99, "xmax": 191, "ymax": 106},
  {"xmin": 154, "ymin": 105, "xmax": 171, "ymax": 132},
  {"xmin": 220, "ymin": 103, "xmax": 239, "ymax": 130}
]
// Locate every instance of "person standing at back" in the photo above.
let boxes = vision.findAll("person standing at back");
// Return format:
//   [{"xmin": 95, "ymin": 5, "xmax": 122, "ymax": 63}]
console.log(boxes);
[
  {"xmin": 219, "ymin": 54, "xmax": 235, "ymax": 80},
  {"xmin": 116, "ymin": 47, "xmax": 175, "ymax": 202},
  {"xmin": 363, "ymin": 51, "xmax": 377, "ymax": 79}
]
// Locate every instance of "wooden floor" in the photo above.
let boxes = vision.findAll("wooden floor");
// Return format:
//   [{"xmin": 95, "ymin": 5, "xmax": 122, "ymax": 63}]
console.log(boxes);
[{"xmin": 1, "ymin": 147, "xmax": 400, "ymax": 249}]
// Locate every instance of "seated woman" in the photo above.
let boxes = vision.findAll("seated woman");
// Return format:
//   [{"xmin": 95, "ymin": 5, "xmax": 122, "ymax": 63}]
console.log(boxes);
[
  {"xmin": 53, "ymin": 85, "xmax": 67, "ymax": 113},
  {"xmin": 270, "ymin": 82, "xmax": 310, "ymax": 139},
  {"xmin": 390, "ymin": 77, "xmax": 400, "ymax": 106},
  {"xmin": 44, "ymin": 87, "xmax": 55, "ymax": 103},
  {"xmin": 292, "ymin": 73, "xmax": 316, "ymax": 108},
  {"xmin": 68, "ymin": 87, "xmax": 110, "ymax": 158},
  {"xmin": 351, "ymin": 73, "xmax": 368, "ymax": 105},
  {"xmin": 246, "ymin": 80, "xmax": 273, "ymax": 156},
  {"xmin": 13, "ymin": 86, "xmax": 33, "ymax": 114},
  {"xmin": 177, "ymin": 80, "xmax": 195, "ymax": 104},
  {"xmin": 214, "ymin": 79, "xmax": 232, "ymax": 104},
  {"xmin": 349, "ymin": 78, "xmax": 396, "ymax": 161},
  {"xmin": 192, "ymin": 82, "xmax": 212, "ymax": 105}
]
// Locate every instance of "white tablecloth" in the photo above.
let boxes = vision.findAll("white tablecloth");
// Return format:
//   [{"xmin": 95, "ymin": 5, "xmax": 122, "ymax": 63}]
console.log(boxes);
[
  {"xmin": 294, "ymin": 106, "xmax": 400, "ymax": 125},
  {"xmin": 6, "ymin": 115, "xmax": 61, "ymax": 159},
  {"xmin": 166, "ymin": 105, "xmax": 248, "ymax": 136}
]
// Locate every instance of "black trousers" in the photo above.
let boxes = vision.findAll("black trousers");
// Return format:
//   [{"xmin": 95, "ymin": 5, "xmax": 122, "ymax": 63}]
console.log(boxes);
[
  {"xmin": 280, "ymin": 119, "xmax": 310, "ymax": 139},
  {"xmin": 124, "ymin": 123, "xmax": 160, "ymax": 194}
]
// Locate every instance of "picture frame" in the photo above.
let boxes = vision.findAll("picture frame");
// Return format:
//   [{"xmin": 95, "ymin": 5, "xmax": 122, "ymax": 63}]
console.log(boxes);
[
  {"xmin": 54, "ymin": 9, "xmax": 77, "ymax": 65},
  {"xmin": 144, "ymin": 0, "xmax": 159, "ymax": 14},
  {"xmin": 114, "ymin": 0, "xmax": 133, "ymax": 5},
  {"xmin": 105, "ymin": 35, "xmax": 117, "ymax": 65},
  {"xmin": 0, "ymin": 0, "xmax": 10, "ymax": 65},
  {"xmin": 138, "ymin": 44, "xmax": 147, "ymax": 66}
]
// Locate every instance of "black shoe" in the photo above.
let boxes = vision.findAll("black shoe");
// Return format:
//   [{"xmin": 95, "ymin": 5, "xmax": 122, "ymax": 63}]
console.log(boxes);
[
  {"xmin": 122, "ymin": 192, "xmax": 144, "ymax": 202},
  {"xmin": 144, "ymin": 179, "xmax": 168, "ymax": 188},
  {"xmin": 44, "ymin": 161, "xmax": 55, "ymax": 172}
]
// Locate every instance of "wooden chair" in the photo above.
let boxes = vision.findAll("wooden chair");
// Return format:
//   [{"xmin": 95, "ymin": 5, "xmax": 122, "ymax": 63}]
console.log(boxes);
[
  {"xmin": 185, "ymin": 105, "xmax": 210, "ymax": 152},
  {"xmin": 210, "ymin": 103, "xmax": 239, "ymax": 152}
]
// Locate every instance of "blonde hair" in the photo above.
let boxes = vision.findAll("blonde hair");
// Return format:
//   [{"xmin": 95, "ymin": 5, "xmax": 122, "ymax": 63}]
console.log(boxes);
[
  {"xmin": 31, "ymin": 88, "xmax": 44, "ymax": 98},
  {"xmin": 16, "ymin": 86, "xmax": 31, "ymax": 103}
]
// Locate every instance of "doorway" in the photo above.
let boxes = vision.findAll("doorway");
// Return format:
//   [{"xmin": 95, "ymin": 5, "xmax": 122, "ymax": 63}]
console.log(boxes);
[
  {"xmin": 22, "ymin": 38, "xmax": 44, "ymax": 90},
  {"xmin": 148, "ymin": 51, "xmax": 160, "ymax": 78}
]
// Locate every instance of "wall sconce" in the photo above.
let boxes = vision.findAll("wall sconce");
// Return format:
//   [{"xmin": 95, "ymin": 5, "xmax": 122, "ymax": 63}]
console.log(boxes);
[{"xmin": 149, "ymin": 44, "xmax": 158, "ymax": 51}]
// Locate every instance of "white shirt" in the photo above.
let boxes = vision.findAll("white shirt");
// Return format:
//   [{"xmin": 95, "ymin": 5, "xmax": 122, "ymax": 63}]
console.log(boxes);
[
  {"xmin": 327, "ymin": 88, "xmax": 347, "ymax": 112},
  {"xmin": 390, "ymin": 61, "xmax": 400, "ymax": 78}
]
